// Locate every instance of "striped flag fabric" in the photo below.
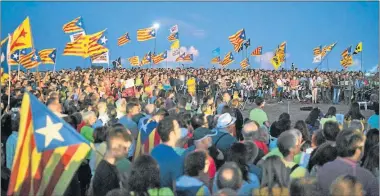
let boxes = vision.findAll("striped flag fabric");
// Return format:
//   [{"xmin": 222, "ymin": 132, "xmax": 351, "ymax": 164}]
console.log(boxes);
[
  {"xmin": 240, "ymin": 58, "xmax": 250, "ymax": 69},
  {"xmin": 137, "ymin": 27, "xmax": 156, "ymax": 42},
  {"xmin": 167, "ymin": 32, "xmax": 179, "ymax": 42},
  {"xmin": 251, "ymin": 46, "xmax": 262, "ymax": 56},
  {"xmin": 38, "ymin": 48, "xmax": 57, "ymax": 64},
  {"xmin": 220, "ymin": 52, "xmax": 234, "ymax": 67},
  {"xmin": 313, "ymin": 46, "xmax": 321, "ymax": 56},
  {"xmin": 1, "ymin": 35, "xmax": 10, "ymax": 82},
  {"xmin": 7, "ymin": 92, "xmax": 90, "ymax": 196},
  {"xmin": 19, "ymin": 49, "xmax": 41, "ymax": 69},
  {"xmin": 140, "ymin": 52, "xmax": 152, "ymax": 65},
  {"xmin": 117, "ymin": 32, "xmax": 131, "ymax": 46},
  {"xmin": 9, "ymin": 17, "xmax": 33, "ymax": 54},
  {"xmin": 183, "ymin": 54, "xmax": 193, "ymax": 62},
  {"xmin": 211, "ymin": 56, "xmax": 220, "ymax": 64},
  {"xmin": 341, "ymin": 55, "xmax": 353, "ymax": 68},
  {"xmin": 8, "ymin": 49, "xmax": 21, "ymax": 66},
  {"xmin": 133, "ymin": 118, "xmax": 161, "ymax": 159},
  {"xmin": 170, "ymin": 40, "xmax": 180, "ymax": 50},
  {"xmin": 88, "ymin": 29, "xmax": 108, "ymax": 57},
  {"xmin": 69, "ymin": 31, "xmax": 86, "ymax": 43},
  {"xmin": 63, "ymin": 34, "xmax": 89, "ymax": 58},
  {"xmin": 341, "ymin": 46, "xmax": 352, "ymax": 58},
  {"xmin": 152, "ymin": 51, "xmax": 167, "ymax": 64},
  {"xmin": 128, "ymin": 56, "xmax": 140, "ymax": 66},
  {"xmin": 91, "ymin": 52, "xmax": 109, "ymax": 64},
  {"xmin": 175, "ymin": 52, "xmax": 186, "ymax": 62},
  {"xmin": 228, "ymin": 29, "xmax": 246, "ymax": 52},
  {"xmin": 62, "ymin": 17, "xmax": 85, "ymax": 34}
]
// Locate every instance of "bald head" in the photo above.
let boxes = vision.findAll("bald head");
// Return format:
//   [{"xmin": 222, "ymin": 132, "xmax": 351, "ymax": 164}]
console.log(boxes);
[
  {"xmin": 145, "ymin": 104, "xmax": 156, "ymax": 115},
  {"xmin": 242, "ymin": 121, "xmax": 259, "ymax": 140},
  {"xmin": 217, "ymin": 162, "xmax": 242, "ymax": 191}
]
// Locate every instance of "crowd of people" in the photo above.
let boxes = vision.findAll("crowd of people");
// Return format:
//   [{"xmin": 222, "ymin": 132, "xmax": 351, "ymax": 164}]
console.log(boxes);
[{"xmin": 0, "ymin": 67, "xmax": 379, "ymax": 196}]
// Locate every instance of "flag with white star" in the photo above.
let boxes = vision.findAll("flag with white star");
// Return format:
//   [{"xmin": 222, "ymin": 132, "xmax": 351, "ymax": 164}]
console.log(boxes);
[
  {"xmin": 88, "ymin": 29, "xmax": 108, "ymax": 57},
  {"xmin": 7, "ymin": 92, "xmax": 91, "ymax": 196},
  {"xmin": 62, "ymin": 16, "xmax": 85, "ymax": 34},
  {"xmin": 38, "ymin": 48, "xmax": 57, "ymax": 64},
  {"xmin": 1, "ymin": 35, "xmax": 10, "ymax": 81},
  {"xmin": 19, "ymin": 49, "xmax": 41, "ymax": 69},
  {"xmin": 137, "ymin": 27, "xmax": 156, "ymax": 42}
]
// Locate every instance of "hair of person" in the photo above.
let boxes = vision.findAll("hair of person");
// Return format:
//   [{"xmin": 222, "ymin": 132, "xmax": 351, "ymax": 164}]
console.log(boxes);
[
  {"xmin": 313, "ymin": 129, "xmax": 327, "ymax": 146},
  {"xmin": 373, "ymin": 102, "xmax": 379, "ymax": 115},
  {"xmin": 255, "ymin": 97, "xmax": 264, "ymax": 107},
  {"xmin": 241, "ymin": 121, "xmax": 260, "ymax": 140},
  {"xmin": 273, "ymin": 113, "xmax": 291, "ymax": 135},
  {"xmin": 152, "ymin": 108, "xmax": 169, "ymax": 118},
  {"xmin": 177, "ymin": 112, "xmax": 192, "ymax": 128},
  {"xmin": 305, "ymin": 108, "xmax": 320, "ymax": 125},
  {"xmin": 106, "ymin": 126, "xmax": 133, "ymax": 150},
  {"xmin": 345, "ymin": 102, "xmax": 365, "ymax": 120},
  {"xmin": 46, "ymin": 96, "xmax": 58, "ymax": 106},
  {"xmin": 322, "ymin": 121, "xmax": 340, "ymax": 141},
  {"xmin": 227, "ymin": 143, "xmax": 250, "ymax": 182},
  {"xmin": 125, "ymin": 155, "xmax": 160, "ymax": 195},
  {"xmin": 362, "ymin": 144, "xmax": 379, "ymax": 174},
  {"xmin": 82, "ymin": 111, "xmax": 96, "ymax": 123},
  {"xmin": 324, "ymin": 106, "xmax": 337, "ymax": 118},
  {"xmin": 294, "ymin": 120, "xmax": 310, "ymax": 141},
  {"xmin": 156, "ymin": 116, "xmax": 178, "ymax": 143},
  {"xmin": 216, "ymin": 162, "xmax": 243, "ymax": 191},
  {"xmin": 335, "ymin": 129, "xmax": 365, "ymax": 158},
  {"xmin": 93, "ymin": 126, "xmax": 108, "ymax": 143},
  {"xmin": 290, "ymin": 178, "xmax": 320, "ymax": 196},
  {"xmin": 184, "ymin": 151, "xmax": 207, "ymax": 177},
  {"xmin": 154, "ymin": 97, "xmax": 165, "ymax": 109},
  {"xmin": 191, "ymin": 114, "xmax": 206, "ymax": 130},
  {"xmin": 105, "ymin": 189, "xmax": 129, "ymax": 196},
  {"xmin": 307, "ymin": 142, "xmax": 338, "ymax": 172},
  {"xmin": 231, "ymin": 99, "xmax": 240, "ymax": 108},
  {"xmin": 243, "ymin": 141, "xmax": 259, "ymax": 165},
  {"xmin": 330, "ymin": 175, "xmax": 362, "ymax": 196},
  {"xmin": 221, "ymin": 105, "xmax": 233, "ymax": 115},
  {"xmin": 214, "ymin": 188, "xmax": 238, "ymax": 196},
  {"xmin": 260, "ymin": 156, "xmax": 290, "ymax": 189},
  {"xmin": 126, "ymin": 102, "xmax": 139, "ymax": 114},
  {"xmin": 277, "ymin": 131, "xmax": 298, "ymax": 157},
  {"xmin": 361, "ymin": 129, "xmax": 379, "ymax": 164}
]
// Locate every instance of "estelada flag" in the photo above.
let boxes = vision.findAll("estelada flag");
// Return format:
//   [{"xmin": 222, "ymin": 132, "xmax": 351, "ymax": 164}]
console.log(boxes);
[
  {"xmin": 251, "ymin": 46, "xmax": 262, "ymax": 56},
  {"xmin": 19, "ymin": 49, "xmax": 41, "ymax": 69},
  {"xmin": 39, "ymin": 48, "xmax": 57, "ymax": 64},
  {"xmin": 117, "ymin": 32, "xmax": 131, "ymax": 46},
  {"xmin": 220, "ymin": 52, "xmax": 234, "ymax": 67},
  {"xmin": 211, "ymin": 56, "xmax": 220, "ymax": 64},
  {"xmin": 240, "ymin": 58, "xmax": 250, "ymax": 69},
  {"xmin": 153, "ymin": 51, "xmax": 167, "ymax": 64},
  {"xmin": 313, "ymin": 46, "xmax": 321, "ymax": 56},
  {"xmin": 175, "ymin": 53, "xmax": 186, "ymax": 62},
  {"xmin": 128, "ymin": 56, "xmax": 140, "ymax": 66},
  {"xmin": 167, "ymin": 32, "xmax": 179, "ymax": 42},
  {"xmin": 9, "ymin": 17, "xmax": 33, "ymax": 54},
  {"xmin": 88, "ymin": 29, "xmax": 108, "ymax": 57},
  {"xmin": 63, "ymin": 34, "xmax": 89, "ymax": 58},
  {"xmin": 137, "ymin": 28, "xmax": 156, "ymax": 42},
  {"xmin": 229, "ymin": 29, "xmax": 246, "ymax": 52},
  {"xmin": 183, "ymin": 54, "xmax": 193, "ymax": 62},
  {"xmin": 7, "ymin": 92, "xmax": 91, "ymax": 196},
  {"xmin": 140, "ymin": 51, "xmax": 152, "ymax": 65},
  {"xmin": 62, "ymin": 16, "xmax": 85, "ymax": 34},
  {"xmin": 133, "ymin": 118, "xmax": 161, "ymax": 159}
]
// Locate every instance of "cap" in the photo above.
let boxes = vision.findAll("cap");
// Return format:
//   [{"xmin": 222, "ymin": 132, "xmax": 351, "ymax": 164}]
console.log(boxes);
[{"xmin": 193, "ymin": 127, "xmax": 216, "ymax": 141}]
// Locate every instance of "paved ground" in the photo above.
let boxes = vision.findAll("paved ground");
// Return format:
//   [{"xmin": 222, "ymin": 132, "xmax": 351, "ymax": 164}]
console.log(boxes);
[{"xmin": 240, "ymin": 101, "xmax": 373, "ymax": 123}]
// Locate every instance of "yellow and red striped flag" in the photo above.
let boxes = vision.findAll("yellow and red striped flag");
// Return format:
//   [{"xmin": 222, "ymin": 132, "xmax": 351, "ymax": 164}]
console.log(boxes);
[
  {"xmin": 137, "ymin": 28, "xmax": 156, "ymax": 42},
  {"xmin": 38, "ymin": 48, "xmax": 57, "ymax": 64},
  {"xmin": 117, "ymin": 32, "xmax": 130, "ymax": 46},
  {"xmin": 220, "ymin": 52, "xmax": 234, "ymax": 67},
  {"xmin": 167, "ymin": 32, "xmax": 178, "ymax": 42},
  {"xmin": 240, "ymin": 58, "xmax": 250, "ymax": 69},
  {"xmin": 175, "ymin": 53, "xmax": 186, "ymax": 62},
  {"xmin": 183, "ymin": 54, "xmax": 193, "ymax": 62},
  {"xmin": 140, "ymin": 52, "xmax": 152, "ymax": 66},
  {"xmin": 9, "ymin": 17, "xmax": 33, "ymax": 54},
  {"xmin": 19, "ymin": 49, "xmax": 41, "ymax": 69},
  {"xmin": 63, "ymin": 34, "xmax": 89, "ymax": 58},
  {"xmin": 341, "ymin": 55, "xmax": 353, "ymax": 68},
  {"xmin": 7, "ymin": 92, "xmax": 90, "ymax": 196},
  {"xmin": 341, "ymin": 46, "xmax": 352, "ymax": 58},
  {"xmin": 88, "ymin": 29, "xmax": 108, "ymax": 57},
  {"xmin": 229, "ymin": 29, "xmax": 246, "ymax": 52},
  {"xmin": 153, "ymin": 51, "xmax": 167, "ymax": 64},
  {"xmin": 313, "ymin": 46, "xmax": 321, "ymax": 56},
  {"xmin": 128, "ymin": 56, "xmax": 140, "ymax": 66},
  {"xmin": 62, "ymin": 17, "xmax": 85, "ymax": 34},
  {"xmin": 211, "ymin": 56, "xmax": 220, "ymax": 64},
  {"xmin": 251, "ymin": 46, "xmax": 262, "ymax": 56}
]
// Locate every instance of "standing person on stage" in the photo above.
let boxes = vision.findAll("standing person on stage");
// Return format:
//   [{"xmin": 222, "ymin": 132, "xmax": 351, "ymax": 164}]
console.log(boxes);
[
  {"xmin": 290, "ymin": 76, "xmax": 300, "ymax": 102},
  {"xmin": 276, "ymin": 75, "xmax": 284, "ymax": 103},
  {"xmin": 343, "ymin": 74, "xmax": 353, "ymax": 105},
  {"xmin": 332, "ymin": 73, "xmax": 341, "ymax": 104},
  {"xmin": 310, "ymin": 75, "xmax": 318, "ymax": 104}
]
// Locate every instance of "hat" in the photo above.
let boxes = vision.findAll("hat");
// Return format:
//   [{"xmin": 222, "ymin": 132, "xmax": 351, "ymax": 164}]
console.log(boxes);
[
  {"xmin": 216, "ymin": 113, "xmax": 236, "ymax": 129},
  {"xmin": 193, "ymin": 127, "xmax": 216, "ymax": 141}
]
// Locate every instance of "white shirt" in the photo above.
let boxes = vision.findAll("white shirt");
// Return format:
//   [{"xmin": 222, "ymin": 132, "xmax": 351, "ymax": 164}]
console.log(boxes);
[{"xmin": 276, "ymin": 79, "xmax": 284, "ymax": 87}]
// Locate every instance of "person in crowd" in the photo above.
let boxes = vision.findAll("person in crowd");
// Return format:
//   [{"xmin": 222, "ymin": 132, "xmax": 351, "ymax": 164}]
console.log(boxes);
[
  {"xmin": 211, "ymin": 113, "xmax": 238, "ymax": 156},
  {"xmin": 289, "ymin": 178, "xmax": 320, "ymax": 196},
  {"xmin": 330, "ymin": 175, "xmax": 364, "ymax": 196},
  {"xmin": 125, "ymin": 155, "xmax": 174, "ymax": 196},
  {"xmin": 307, "ymin": 142, "xmax": 338, "ymax": 176},
  {"xmin": 276, "ymin": 75, "xmax": 285, "ymax": 103},
  {"xmin": 305, "ymin": 107, "xmax": 321, "ymax": 133},
  {"xmin": 317, "ymin": 129, "xmax": 379, "ymax": 196},
  {"xmin": 249, "ymin": 97, "xmax": 270, "ymax": 128},
  {"xmin": 105, "ymin": 189, "xmax": 129, "ymax": 196},
  {"xmin": 368, "ymin": 102, "xmax": 379, "ymax": 129},
  {"xmin": 217, "ymin": 92, "xmax": 231, "ymax": 114},
  {"xmin": 242, "ymin": 120, "xmax": 269, "ymax": 156},
  {"xmin": 253, "ymin": 156, "xmax": 290, "ymax": 196},
  {"xmin": 115, "ymin": 98, "xmax": 127, "ymax": 119},
  {"xmin": 230, "ymin": 99, "xmax": 244, "ymax": 141},
  {"xmin": 294, "ymin": 120, "xmax": 310, "ymax": 142},
  {"xmin": 243, "ymin": 141, "xmax": 261, "ymax": 179},
  {"xmin": 5, "ymin": 111, "xmax": 19, "ymax": 170},
  {"xmin": 322, "ymin": 121, "xmax": 340, "ymax": 143},
  {"xmin": 137, "ymin": 103, "xmax": 156, "ymax": 129},
  {"xmin": 165, "ymin": 90, "xmax": 176, "ymax": 111},
  {"xmin": 362, "ymin": 144, "xmax": 379, "ymax": 178},
  {"xmin": 191, "ymin": 113, "xmax": 209, "ymax": 130},
  {"xmin": 320, "ymin": 106, "xmax": 337, "ymax": 128},
  {"xmin": 151, "ymin": 116, "xmax": 184, "ymax": 189},
  {"xmin": 344, "ymin": 102, "xmax": 365, "ymax": 130},
  {"xmin": 176, "ymin": 151, "xmax": 211, "ymax": 196},
  {"xmin": 118, "ymin": 102, "xmax": 139, "ymax": 138},
  {"xmin": 270, "ymin": 113, "xmax": 291, "ymax": 138},
  {"xmin": 93, "ymin": 101, "xmax": 110, "ymax": 128},
  {"xmin": 80, "ymin": 111, "xmax": 97, "ymax": 142},
  {"xmin": 46, "ymin": 96, "xmax": 64, "ymax": 117},
  {"xmin": 361, "ymin": 128, "xmax": 379, "ymax": 164},
  {"xmin": 92, "ymin": 126, "xmax": 133, "ymax": 196},
  {"xmin": 215, "ymin": 162, "xmax": 243, "ymax": 192},
  {"xmin": 89, "ymin": 126, "xmax": 108, "ymax": 175},
  {"xmin": 310, "ymin": 75, "xmax": 318, "ymax": 104},
  {"xmin": 173, "ymin": 112, "xmax": 192, "ymax": 155}
]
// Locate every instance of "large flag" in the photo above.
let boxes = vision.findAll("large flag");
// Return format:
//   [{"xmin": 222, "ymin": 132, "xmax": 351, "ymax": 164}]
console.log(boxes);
[
  {"xmin": 7, "ymin": 92, "xmax": 91, "ymax": 196},
  {"xmin": 133, "ymin": 118, "xmax": 161, "ymax": 159},
  {"xmin": 313, "ymin": 46, "xmax": 321, "ymax": 56},
  {"xmin": 63, "ymin": 34, "xmax": 89, "ymax": 57},
  {"xmin": 91, "ymin": 52, "xmax": 109, "ymax": 64},
  {"xmin": 251, "ymin": 46, "xmax": 262, "ymax": 56},
  {"xmin": 229, "ymin": 29, "xmax": 246, "ymax": 52},
  {"xmin": 353, "ymin": 42, "xmax": 362, "ymax": 55},
  {"xmin": 183, "ymin": 54, "xmax": 193, "ymax": 62},
  {"xmin": 62, "ymin": 16, "xmax": 85, "ymax": 34},
  {"xmin": 19, "ymin": 49, "xmax": 41, "ymax": 69},
  {"xmin": 211, "ymin": 56, "xmax": 220, "ymax": 64},
  {"xmin": 1, "ymin": 35, "xmax": 10, "ymax": 81},
  {"xmin": 212, "ymin": 47, "xmax": 220, "ymax": 57},
  {"xmin": 152, "ymin": 51, "xmax": 167, "ymax": 64},
  {"xmin": 38, "ymin": 48, "xmax": 57, "ymax": 64},
  {"xmin": 170, "ymin": 25, "xmax": 179, "ymax": 34},
  {"xmin": 10, "ymin": 17, "xmax": 33, "ymax": 54},
  {"xmin": 220, "ymin": 52, "xmax": 234, "ymax": 67},
  {"xmin": 167, "ymin": 32, "xmax": 179, "ymax": 42},
  {"xmin": 325, "ymin": 42, "xmax": 337, "ymax": 51},
  {"xmin": 340, "ymin": 55, "xmax": 353, "ymax": 68},
  {"xmin": 271, "ymin": 55, "xmax": 282, "ymax": 70},
  {"xmin": 137, "ymin": 27, "xmax": 156, "ymax": 42},
  {"xmin": 69, "ymin": 31, "xmax": 86, "ymax": 43},
  {"xmin": 117, "ymin": 32, "xmax": 131, "ymax": 46},
  {"xmin": 176, "ymin": 53, "xmax": 186, "ymax": 62},
  {"xmin": 341, "ymin": 46, "xmax": 352, "ymax": 58},
  {"xmin": 128, "ymin": 56, "xmax": 140, "ymax": 66},
  {"xmin": 240, "ymin": 58, "xmax": 250, "ymax": 69},
  {"xmin": 277, "ymin": 42, "xmax": 287, "ymax": 62},
  {"xmin": 140, "ymin": 52, "xmax": 152, "ymax": 65},
  {"xmin": 88, "ymin": 29, "xmax": 108, "ymax": 57},
  {"xmin": 170, "ymin": 40, "xmax": 180, "ymax": 50}
]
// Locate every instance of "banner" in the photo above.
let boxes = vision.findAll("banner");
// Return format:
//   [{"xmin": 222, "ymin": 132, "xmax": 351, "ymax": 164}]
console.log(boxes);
[
  {"xmin": 91, "ymin": 52, "xmax": 109, "ymax": 64},
  {"xmin": 70, "ymin": 31, "xmax": 86, "ymax": 42}
]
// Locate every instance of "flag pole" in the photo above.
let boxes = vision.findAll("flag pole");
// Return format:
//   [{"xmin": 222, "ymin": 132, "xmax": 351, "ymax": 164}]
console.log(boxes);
[{"xmin": 360, "ymin": 50, "xmax": 363, "ymax": 73}]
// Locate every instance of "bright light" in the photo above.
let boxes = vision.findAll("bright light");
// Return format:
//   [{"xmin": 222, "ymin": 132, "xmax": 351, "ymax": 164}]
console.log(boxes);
[{"xmin": 153, "ymin": 23, "xmax": 160, "ymax": 30}]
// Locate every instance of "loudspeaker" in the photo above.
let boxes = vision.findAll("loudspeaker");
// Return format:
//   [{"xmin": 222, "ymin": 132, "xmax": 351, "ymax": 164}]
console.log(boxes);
[{"xmin": 300, "ymin": 106, "xmax": 313, "ymax": 111}]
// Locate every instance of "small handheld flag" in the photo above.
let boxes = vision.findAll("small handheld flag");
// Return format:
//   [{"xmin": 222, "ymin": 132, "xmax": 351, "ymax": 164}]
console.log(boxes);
[
  {"xmin": 137, "ymin": 28, "xmax": 156, "ymax": 42},
  {"xmin": 62, "ymin": 16, "xmax": 85, "ymax": 34},
  {"xmin": 251, "ymin": 46, "xmax": 262, "ymax": 56},
  {"xmin": 39, "ymin": 48, "xmax": 57, "ymax": 64},
  {"xmin": 229, "ymin": 29, "xmax": 246, "ymax": 52},
  {"xmin": 211, "ymin": 56, "xmax": 220, "ymax": 64},
  {"xmin": 220, "ymin": 52, "xmax": 234, "ymax": 67},
  {"xmin": 128, "ymin": 56, "xmax": 140, "ymax": 66},
  {"xmin": 117, "ymin": 33, "xmax": 131, "ymax": 46},
  {"xmin": 240, "ymin": 58, "xmax": 250, "ymax": 69},
  {"xmin": 167, "ymin": 32, "xmax": 179, "ymax": 42}
]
